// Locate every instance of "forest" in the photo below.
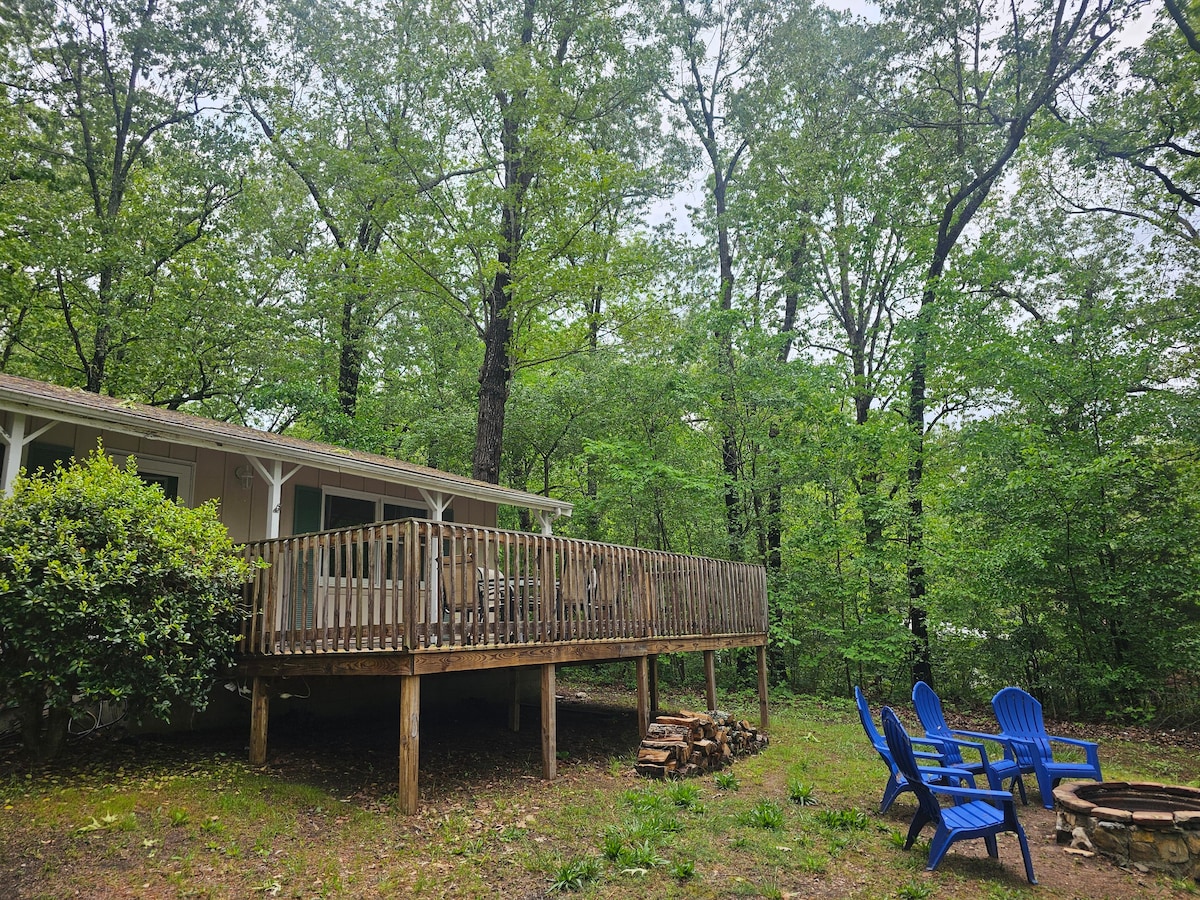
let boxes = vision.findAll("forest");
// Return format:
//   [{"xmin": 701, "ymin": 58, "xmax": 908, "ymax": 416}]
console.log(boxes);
[{"xmin": 0, "ymin": 0, "xmax": 1197, "ymax": 723}]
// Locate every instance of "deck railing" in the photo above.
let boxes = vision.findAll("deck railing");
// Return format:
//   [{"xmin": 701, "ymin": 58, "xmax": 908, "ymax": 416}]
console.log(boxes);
[{"xmin": 239, "ymin": 520, "xmax": 768, "ymax": 655}]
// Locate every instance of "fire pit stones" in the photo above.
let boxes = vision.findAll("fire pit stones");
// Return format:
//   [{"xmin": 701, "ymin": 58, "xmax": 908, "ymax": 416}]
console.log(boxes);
[{"xmin": 1055, "ymin": 781, "xmax": 1200, "ymax": 880}]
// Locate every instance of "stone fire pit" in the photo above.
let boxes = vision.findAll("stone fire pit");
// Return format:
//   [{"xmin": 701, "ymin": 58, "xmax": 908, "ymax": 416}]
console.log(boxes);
[{"xmin": 1055, "ymin": 781, "xmax": 1200, "ymax": 879}]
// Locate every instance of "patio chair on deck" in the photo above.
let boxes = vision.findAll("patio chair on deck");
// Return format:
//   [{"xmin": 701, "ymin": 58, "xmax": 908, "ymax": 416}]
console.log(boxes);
[
  {"xmin": 991, "ymin": 686, "xmax": 1103, "ymax": 809},
  {"xmin": 882, "ymin": 706, "xmax": 1037, "ymax": 884},
  {"xmin": 854, "ymin": 687, "xmax": 973, "ymax": 813},
  {"xmin": 912, "ymin": 681, "xmax": 1028, "ymax": 803}
]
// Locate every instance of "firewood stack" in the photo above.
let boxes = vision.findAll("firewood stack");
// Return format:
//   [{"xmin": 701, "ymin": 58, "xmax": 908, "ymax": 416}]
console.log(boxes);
[{"xmin": 635, "ymin": 709, "xmax": 768, "ymax": 779}]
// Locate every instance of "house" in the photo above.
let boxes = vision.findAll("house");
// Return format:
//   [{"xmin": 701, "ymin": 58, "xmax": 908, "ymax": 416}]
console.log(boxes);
[{"xmin": 0, "ymin": 374, "xmax": 769, "ymax": 811}]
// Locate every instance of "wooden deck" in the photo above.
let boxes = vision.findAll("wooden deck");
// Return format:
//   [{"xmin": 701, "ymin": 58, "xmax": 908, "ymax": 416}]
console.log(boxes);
[{"xmin": 235, "ymin": 519, "xmax": 769, "ymax": 811}]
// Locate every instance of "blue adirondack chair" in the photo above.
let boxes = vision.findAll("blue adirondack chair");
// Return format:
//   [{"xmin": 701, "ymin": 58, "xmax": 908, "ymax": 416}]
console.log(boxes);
[
  {"xmin": 882, "ymin": 706, "xmax": 1037, "ymax": 884},
  {"xmin": 991, "ymin": 686, "xmax": 1103, "ymax": 809},
  {"xmin": 912, "ymin": 681, "xmax": 1028, "ymax": 803},
  {"xmin": 854, "ymin": 687, "xmax": 974, "ymax": 813}
]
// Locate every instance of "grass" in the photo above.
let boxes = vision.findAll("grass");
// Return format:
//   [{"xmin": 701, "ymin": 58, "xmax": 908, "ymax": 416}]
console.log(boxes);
[{"xmin": 0, "ymin": 686, "xmax": 1197, "ymax": 899}]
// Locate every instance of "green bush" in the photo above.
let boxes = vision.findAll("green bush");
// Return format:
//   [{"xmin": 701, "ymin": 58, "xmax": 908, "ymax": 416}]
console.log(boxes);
[{"xmin": 0, "ymin": 449, "xmax": 253, "ymax": 760}]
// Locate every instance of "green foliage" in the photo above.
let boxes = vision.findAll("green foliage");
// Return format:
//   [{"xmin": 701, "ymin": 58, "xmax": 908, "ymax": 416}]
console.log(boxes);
[
  {"xmin": 669, "ymin": 857, "xmax": 696, "ymax": 880},
  {"xmin": 786, "ymin": 779, "xmax": 817, "ymax": 806},
  {"xmin": 548, "ymin": 855, "xmax": 601, "ymax": 892},
  {"xmin": 664, "ymin": 781, "xmax": 702, "ymax": 810},
  {"xmin": 615, "ymin": 839, "xmax": 666, "ymax": 871},
  {"xmin": 814, "ymin": 808, "xmax": 870, "ymax": 831},
  {"xmin": 896, "ymin": 880, "xmax": 934, "ymax": 900},
  {"xmin": 740, "ymin": 799, "xmax": 785, "ymax": 831},
  {"xmin": 714, "ymin": 771, "xmax": 740, "ymax": 791},
  {"xmin": 0, "ymin": 450, "xmax": 253, "ymax": 759}
]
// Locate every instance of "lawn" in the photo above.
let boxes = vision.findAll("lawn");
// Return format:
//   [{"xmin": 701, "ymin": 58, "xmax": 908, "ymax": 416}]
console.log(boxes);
[{"xmin": 2, "ymin": 677, "xmax": 1198, "ymax": 899}]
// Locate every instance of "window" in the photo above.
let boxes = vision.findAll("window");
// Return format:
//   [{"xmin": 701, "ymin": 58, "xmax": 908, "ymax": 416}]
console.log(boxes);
[
  {"xmin": 317, "ymin": 490, "xmax": 439, "ymax": 581},
  {"xmin": 110, "ymin": 452, "xmax": 194, "ymax": 505}
]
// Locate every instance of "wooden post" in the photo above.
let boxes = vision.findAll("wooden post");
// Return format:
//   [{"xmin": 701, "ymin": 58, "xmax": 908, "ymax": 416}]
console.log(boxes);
[
  {"xmin": 399, "ymin": 673, "xmax": 421, "ymax": 814},
  {"xmin": 756, "ymin": 644, "xmax": 770, "ymax": 732},
  {"xmin": 541, "ymin": 663, "xmax": 557, "ymax": 780},
  {"xmin": 249, "ymin": 677, "xmax": 269, "ymax": 766},
  {"xmin": 509, "ymin": 668, "xmax": 521, "ymax": 733},
  {"xmin": 635, "ymin": 655, "xmax": 650, "ymax": 737},
  {"xmin": 703, "ymin": 649, "xmax": 717, "ymax": 713},
  {"xmin": 647, "ymin": 653, "xmax": 660, "ymax": 718}
]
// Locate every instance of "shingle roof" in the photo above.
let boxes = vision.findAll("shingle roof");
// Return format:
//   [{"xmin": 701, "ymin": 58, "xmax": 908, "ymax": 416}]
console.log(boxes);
[{"xmin": 0, "ymin": 374, "xmax": 571, "ymax": 517}]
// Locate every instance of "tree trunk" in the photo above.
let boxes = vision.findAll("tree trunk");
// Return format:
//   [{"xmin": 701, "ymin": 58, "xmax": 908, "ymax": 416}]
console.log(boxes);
[{"xmin": 472, "ymin": 0, "xmax": 535, "ymax": 484}]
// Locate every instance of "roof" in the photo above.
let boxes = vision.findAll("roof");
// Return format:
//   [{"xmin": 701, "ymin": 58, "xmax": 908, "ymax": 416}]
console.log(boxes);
[{"xmin": 0, "ymin": 374, "xmax": 572, "ymax": 517}]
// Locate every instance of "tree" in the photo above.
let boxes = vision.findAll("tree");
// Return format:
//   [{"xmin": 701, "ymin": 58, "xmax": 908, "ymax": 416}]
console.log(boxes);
[
  {"xmin": 883, "ymin": 0, "xmax": 1144, "ymax": 685},
  {"xmin": 743, "ymin": 4, "xmax": 919, "ymax": 613},
  {"xmin": 930, "ymin": 197, "xmax": 1200, "ymax": 714},
  {"xmin": 0, "ymin": 450, "xmax": 253, "ymax": 761},
  {"xmin": 657, "ymin": 0, "xmax": 779, "ymax": 557},
  {"xmin": 0, "ymin": 0, "xmax": 255, "ymax": 401},
  {"xmin": 241, "ymin": 0, "xmax": 444, "ymax": 432}
]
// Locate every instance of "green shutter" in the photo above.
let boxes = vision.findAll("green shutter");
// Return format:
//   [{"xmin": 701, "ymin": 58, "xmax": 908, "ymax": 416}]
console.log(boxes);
[
  {"xmin": 293, "ymin": 484, "xmax": 322, "ymax": 534},
  {"xmin": 290, "ymin": 484, "xmax": 322, "ymax": 634}
]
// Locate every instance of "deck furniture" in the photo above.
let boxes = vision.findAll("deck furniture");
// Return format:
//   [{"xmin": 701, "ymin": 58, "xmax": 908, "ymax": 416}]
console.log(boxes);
[
  {"xmin": 991, "ymin": 686, "xmax": 1103, "ymax": 809},
  {"xmin": 854, "ymin": 687, "xmax": 972, "ymax": 813},
  {"xmin": 882, "ymin": 706, "xmax": 1038, "ymax": 884},
  {"xmin": 912, "ymin": 681, "xmax": 1027, "ymax": 802}
]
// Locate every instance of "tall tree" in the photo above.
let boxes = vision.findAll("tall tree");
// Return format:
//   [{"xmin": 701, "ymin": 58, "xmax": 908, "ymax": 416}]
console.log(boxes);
[
  {"xmin": 657, "ymin": 0, "xmax": 786, "ymax": 557},
  {"xmin": 744, "ymin": 5, "xmax": 919, "ymax": 612},
  {"xmin": 883, "ymin": 0, "xmax": 1144, "ymax": 684},
  {"xmin": 391, "ymin": 0, "xmax": 662, "ymax": 485},
  {"xmin": 0, "ymin": 0, "xmax": 253, "ymax": 399}
]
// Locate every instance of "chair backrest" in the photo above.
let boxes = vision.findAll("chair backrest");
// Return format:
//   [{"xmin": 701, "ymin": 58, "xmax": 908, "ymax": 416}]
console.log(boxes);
[
  {"xmin": 912, "ymin": 680, "xmax": 964, "ymax": 766},
  {"xmin": 882, "ymin": 706, "xmax": 942, "ymax": 824},
  {"xmin": 992, "ymin": 687, "xmax": 1051, "ymax": 766},
  {"xmin": 854, "ymin": 686, "xmax": 887, "ymax": 752}
]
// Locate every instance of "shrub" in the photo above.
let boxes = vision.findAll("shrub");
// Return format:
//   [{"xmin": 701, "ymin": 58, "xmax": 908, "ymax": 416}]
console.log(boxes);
[{"xmin": 0, "ymin": 449, "xmax": 253, "ymax": 760}]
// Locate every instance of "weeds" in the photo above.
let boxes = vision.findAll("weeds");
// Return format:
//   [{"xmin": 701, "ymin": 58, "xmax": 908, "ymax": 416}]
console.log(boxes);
[
  {"xmin": 665, "ymin": 781, "xmax": 702, "ymax": 810},
  {"xmin": 669, "ymin": 858, "xmax": 696, "ymax": 880},
  {"xmin": 549, "ymin": 856, "xmax": 601, "ymax": 892},
  {"xmin": 815, "ymin": 807, "xmax": 870, "ymax": 830},
  {"xmin": 740, "ymin": 798, "xmax": 785, "ymax": 831},
  {"xmin": 897, "ymin": 880, "xmax": 934, "ymax": 900},
  {"xmin": 786, "ymin": 778, "xmax": 817, "ymax": 805},
  {"xmin": 616, "ymin": 839, "xmax": 666, "ymax": 871},
  {"xmin": 714, "ymin": 771, "xmax": 739, "ymax": 791}
]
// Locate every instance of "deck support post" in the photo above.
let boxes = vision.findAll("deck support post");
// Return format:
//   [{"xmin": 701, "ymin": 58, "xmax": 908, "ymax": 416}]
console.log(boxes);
[
  {"xmin": 540, "ymin": 664, "xmax": 556, "ymax": 780},
  {"xmin": 647, "ymin": 654, "xmax": 660, "ymax": 719},
  {"xmin": 756, "ymin": 644, "xmax": 769, "ymax": 732},
  {"xmin": 508, "ymin": 668, "xmax": 521, "ymax": 733},
  {"xmin": 635, "ymin": 655, "xmax": 650, "ymax": 737},
  {"xmin": 399, "ymin": 673, "xmax": 421, "ymax": 815},
  {"xmin": 249, "ymin": 677, "xmax": 270, "ymax": 766},
  {"xmin": 703, "ymin": 650, "xmax": 717, "ymax": 713}
]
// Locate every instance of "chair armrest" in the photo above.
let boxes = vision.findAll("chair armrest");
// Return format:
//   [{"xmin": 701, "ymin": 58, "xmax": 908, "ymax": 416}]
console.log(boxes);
[
  {"xmin": 951, "ymin": 728, "xmax": 1007, "ymax": 744},
  {"xmin": 915, "ymin": 765, "xmax": 978, "ymax": 788},
  {"xmin": 913, "ymin": 750, "xmax": 943, "ymax": 762},
  {"xmin": 927, "ymin": 782, "xmax": 1015, "ymax": 805},
  {"xmin": 952, "ymin": 728, "xmax": 1024, "ymax": 762},
  {"xmin": 1048, "ymin": 735, "xmax": 1099, "ymax": 751},
  {"xmin": 939, "ymin": 735, "xmax": 992, "ymax": 767},
  {"xmin": 1049, "ymin": 735, "xmax": 1101, "ymax": 767}
]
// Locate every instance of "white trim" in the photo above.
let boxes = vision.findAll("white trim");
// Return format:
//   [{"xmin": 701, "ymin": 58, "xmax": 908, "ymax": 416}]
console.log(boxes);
[
  {"xmin": 320, "ymin": 485, "xmax": 428, "ymax": 530},
  {"xmin": 110, "ymin": 452, "xmax": 195, "ymax": 506}
]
